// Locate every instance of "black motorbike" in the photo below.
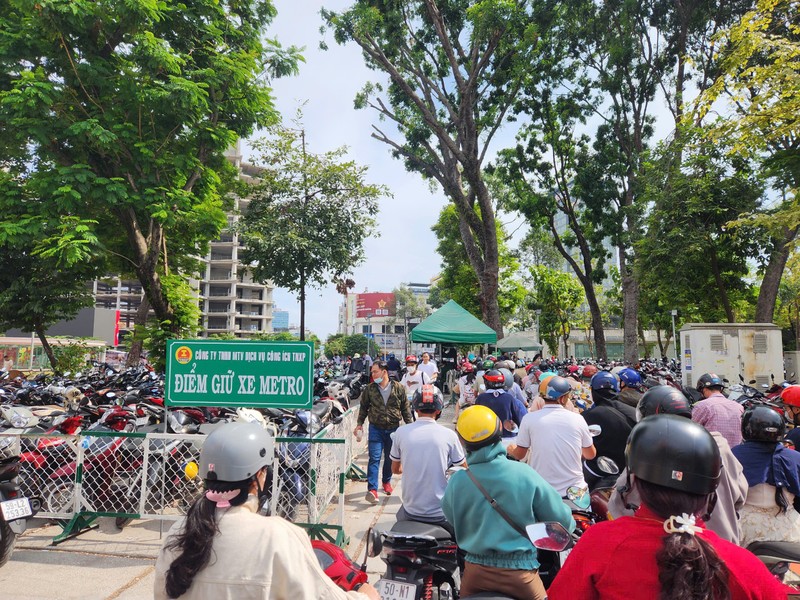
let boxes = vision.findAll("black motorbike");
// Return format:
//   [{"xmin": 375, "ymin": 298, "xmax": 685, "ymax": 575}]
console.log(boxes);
[
  {"xmin": 0, "ymin": 435, "xmax": 41, "ymax": 567},
  {"xmin": 371, "ymin": 520, "xmax": 460, "ymax": 600}
]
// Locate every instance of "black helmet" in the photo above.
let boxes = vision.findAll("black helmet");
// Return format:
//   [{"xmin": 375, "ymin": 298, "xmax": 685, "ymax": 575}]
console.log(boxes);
[
  {"xmin": 412, "ymin": 384, "xmax": 444, "ymax": 413},
  {"xmin": 636, "ymin": 385, "xmax": 692, "ymax": 422},
  {"xmin": 742, "ymin": 406, "xmax": 785, "ymax": 442},
  {"xmin": 696, "ymin": 373, "xmax": 724, "ymax": 392},
  {"xmin": 626, "ymin": 415, "xmax": 721, "ymax": 495},
  {"xmin": 483, "ymin": 369, "xmax": 505, "ymax": 390}
]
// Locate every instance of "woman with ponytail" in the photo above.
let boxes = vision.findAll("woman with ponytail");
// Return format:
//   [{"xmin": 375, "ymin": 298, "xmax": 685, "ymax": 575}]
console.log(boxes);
[
  {"xmin": 154, "ymin": 421, "xmax": 379, "ymax": 600},
  {"xmin": 549, "ymin": 415, "xmax": 793, "ymax": 599}
]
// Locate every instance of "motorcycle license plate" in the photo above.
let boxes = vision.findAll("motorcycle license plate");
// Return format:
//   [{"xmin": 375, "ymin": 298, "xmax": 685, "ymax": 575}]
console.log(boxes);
[
  {"xmin": 376, "ymin": 579, "xmax": 417, "ymax": 600},
  {"xmin": 0, "ymin": 497, "xmax": 32, "ymax": 521}
]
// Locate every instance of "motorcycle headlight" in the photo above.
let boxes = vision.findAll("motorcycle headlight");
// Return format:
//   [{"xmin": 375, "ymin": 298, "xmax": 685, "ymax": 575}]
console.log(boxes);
[{"xmin": 10, "ymin": 414, "xmax": 30, "ymax": 428}]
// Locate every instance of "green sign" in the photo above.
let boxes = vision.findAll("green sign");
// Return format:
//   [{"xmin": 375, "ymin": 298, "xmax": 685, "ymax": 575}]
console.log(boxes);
[{"xmin": 165, "ymin": 340, "xmax": 314, "ymax": 408}]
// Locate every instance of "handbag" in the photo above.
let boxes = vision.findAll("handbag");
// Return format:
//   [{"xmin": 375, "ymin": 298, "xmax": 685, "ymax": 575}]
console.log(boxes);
[{"xmin": 466, "ymin": 469, "xmax": 533, "ymax": 543}]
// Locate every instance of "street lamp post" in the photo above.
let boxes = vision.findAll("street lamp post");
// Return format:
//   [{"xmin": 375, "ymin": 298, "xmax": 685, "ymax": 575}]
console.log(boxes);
[
  {"xmin": 671, "ymin": 309, "xmax": 678, "ymax": 359},
  {"xmin": 365, "ymin": 313, "xmax": 373, "ymax": 358}
]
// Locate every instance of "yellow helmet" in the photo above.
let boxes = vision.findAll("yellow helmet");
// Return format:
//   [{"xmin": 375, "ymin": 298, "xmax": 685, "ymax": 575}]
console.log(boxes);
[{"xmin": 456, "ymin": 405, "xmax": 502, "ymax": 451}]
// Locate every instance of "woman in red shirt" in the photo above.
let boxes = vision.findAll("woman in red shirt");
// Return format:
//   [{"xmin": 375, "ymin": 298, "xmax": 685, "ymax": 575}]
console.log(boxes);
[{"xmin": 548, "ymin": 415, "xmax": 794, "ymax": 600}]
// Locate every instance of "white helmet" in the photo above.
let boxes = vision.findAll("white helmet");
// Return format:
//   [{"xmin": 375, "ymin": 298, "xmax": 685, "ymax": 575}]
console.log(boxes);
[{"xmin": 200, "ymin": 421, "xmax": 274, "ymax": 482}]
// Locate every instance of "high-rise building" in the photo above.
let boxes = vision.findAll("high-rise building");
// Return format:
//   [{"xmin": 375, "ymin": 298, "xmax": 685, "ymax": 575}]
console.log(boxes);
[
  {"xmin": 272, "ymin": 309, "xmax": 290, "ymax": 331},
  {"xmin": 93, "ymin": 144, "xmax": 275, "ymax": 340}
]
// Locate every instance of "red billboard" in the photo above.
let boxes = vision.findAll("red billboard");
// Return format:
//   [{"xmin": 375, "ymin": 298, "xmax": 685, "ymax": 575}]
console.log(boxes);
[{"xmin": 356, "ymin": 293, "xmax": 396, "ymax": 318}]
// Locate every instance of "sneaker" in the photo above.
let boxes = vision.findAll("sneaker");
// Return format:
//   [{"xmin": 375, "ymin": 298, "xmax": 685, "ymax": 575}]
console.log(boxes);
[
  {"xmin": 382, "ymin": 482, "xmax": 394, "ymax": 496},
  {"xmin": 365, "ymin": 490, "xmax": 378, "ymax": 504}
]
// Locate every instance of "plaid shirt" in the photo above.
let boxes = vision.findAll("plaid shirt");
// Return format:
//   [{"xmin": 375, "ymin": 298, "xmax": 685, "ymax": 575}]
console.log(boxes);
[{"xmin": 692, "ymin": 391, "xmax": 744, "ymax": 448}]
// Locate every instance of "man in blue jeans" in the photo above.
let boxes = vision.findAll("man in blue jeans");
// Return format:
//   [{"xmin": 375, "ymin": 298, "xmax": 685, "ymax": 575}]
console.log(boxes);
[{"xmin": 354, "ymin": 360, "xmax": 414, "ymax": 503}]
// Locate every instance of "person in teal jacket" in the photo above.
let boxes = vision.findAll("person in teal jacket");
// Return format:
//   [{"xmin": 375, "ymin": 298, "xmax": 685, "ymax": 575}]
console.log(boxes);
[{"xmin": 442, "ymin": 405, "xmax": 574, "ymax": 600}]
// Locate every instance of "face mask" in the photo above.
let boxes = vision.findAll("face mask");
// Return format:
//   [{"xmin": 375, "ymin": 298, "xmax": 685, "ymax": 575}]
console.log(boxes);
[
  {"xmin": 407, "ymin": 366, "xmax": 416, "ymax": 374},
  {"xmin": 373, "ymin": 376, "xmax": 384, "ymax": 384}
]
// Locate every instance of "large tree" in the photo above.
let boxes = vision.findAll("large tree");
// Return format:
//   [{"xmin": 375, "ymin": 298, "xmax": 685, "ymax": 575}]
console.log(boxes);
[
  {"xmin": 428, "ymin": 203, "xmax": 525, "ymax": 324},
  {"xmin": 0, "ymin": 0, "xmax": 300, "ymax": 346},
  {"xmin": 322, "ymin": 0, "xmax": 552, "ymax": 338},
  {"xmin": 239, "ymin": 121, "xmax": 384, "ymax": 340},
  {"xmin": 692, "ymin": 0, "xmax": 800, "ymax": 322}
]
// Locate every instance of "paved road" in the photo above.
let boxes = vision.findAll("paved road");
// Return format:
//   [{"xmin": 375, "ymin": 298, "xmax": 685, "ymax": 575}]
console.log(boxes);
[{"xmin": 0, "ymin": 402, "xmax": 459, "ymax": 599}]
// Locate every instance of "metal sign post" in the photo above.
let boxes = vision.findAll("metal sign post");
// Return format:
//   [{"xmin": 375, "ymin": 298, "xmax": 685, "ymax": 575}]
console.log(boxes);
[{"xmin": 165, "ymin": 340, "xmax": 315, "ymax": 409}]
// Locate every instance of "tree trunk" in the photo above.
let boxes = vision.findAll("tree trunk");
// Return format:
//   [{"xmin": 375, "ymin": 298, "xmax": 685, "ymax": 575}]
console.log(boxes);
[
  {"xmin": 755, "ymin": 225, "xmax": 799, "ymax": 322},
  {"xmin": 620, "ymin": 250, "xmax": 640, "ymax": 363},
  {"xmin": 638, "ymin": 319, "xmax": 649, "ymax": 359},
  {"xmin": 126, "ymin": 295, "xmax": 151, "ymax": 367},
  {"xmin": 34, "ymin": 322, "xmax": 57, "ymax": 372},
  {"xmin": 708, "ymin": 245, "xmax": 735, "ymax": 322},
  {"xmin": 299, "ymin": 270, "xmax": 306, "ymax": 342},
  {"xmin": 585, "ymin": 286, "xmax": 608, "ymax": 361}
]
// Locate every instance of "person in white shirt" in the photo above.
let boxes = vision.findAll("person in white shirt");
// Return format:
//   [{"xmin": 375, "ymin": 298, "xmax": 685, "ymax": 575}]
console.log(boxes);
[
  {"xmin": 400, "ymin": 355, "xmax": 431, "ymax": 401},
  {"xmin": 390, "ymin": 384, "xmax": 465, "ymax": 535},
  {"xmin": 417, "ymin": 352, "xmax": 439, "ymax": 382},
  {"xmin": 509, "ymin": 376, "xmax": 596, "ymax": 496},
  {"xmin": 155, "ymin": 421, "xmax": 379, "ymax": 600},
  {"xmin": 453, "ymin": 363, "xmax": 478, "ymax": 423}
]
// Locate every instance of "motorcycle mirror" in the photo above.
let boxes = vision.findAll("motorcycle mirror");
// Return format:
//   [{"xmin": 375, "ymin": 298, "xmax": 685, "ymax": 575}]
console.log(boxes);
[
  {"xmin": 588, "ymin": 424, "xmax": 602, "ymax": 437},
  {"xmin": 502, "ymin": 419, "xmax": 519, "ymax": 435},
  {"xmin": 739, "ymin": 374, "xmax": 745, "ymax": 382},
  {"xmin": 596, "ymin": 456, "xmax": 619, "ymax": 475},
  {"xmin": 566, "ymin": 486, "xmax": 591, "ymax": 510},
  {"xmin": 526, "ymin": 522, "xmax": 571, "ymax": 552},
  {"xmin": 722, "ymin": 378, "xmax": 730, "ymax": 383},
  {"xmin": 749, "ymin": 380, "xmax": 757, "ymax": 385},
  {"xmin": 368, "ymin": 528, "xmax": 383, "ymax": 558}
]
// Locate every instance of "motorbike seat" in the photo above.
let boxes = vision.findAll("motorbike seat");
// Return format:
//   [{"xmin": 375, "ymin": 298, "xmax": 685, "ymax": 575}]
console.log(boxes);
[
  {"xmin": 747, "ymin": 541, "xmax": 800, "ymax": 562},
  {"xmin": 389, "ymin": 520, "xmax": 453, "ymax": 541},
  {"xmin": 311, "ymin": 401, "xmax": 332, "ymax": 420}
]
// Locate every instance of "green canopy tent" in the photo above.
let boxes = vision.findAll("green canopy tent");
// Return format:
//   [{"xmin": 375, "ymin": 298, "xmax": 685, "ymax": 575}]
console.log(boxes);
[
  {"xmin": 494, "ymin": 330, "xmax": 542, "ymax": 352},
  {"xmin": 410, "ymin": 300, "xmax": 498, "ymax": 345}
]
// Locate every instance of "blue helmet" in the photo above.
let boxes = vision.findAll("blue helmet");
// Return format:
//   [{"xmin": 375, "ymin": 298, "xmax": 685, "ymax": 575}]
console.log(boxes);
[
  {"xmin": 545, "ymin": 376, "xmax": 572, "ymax": 400},
  {"xmin": 591, "ymin": 371, "xmax": 620, "ymax": 392},
  {"xmin": 618, "ymin": 368, "xmax": 643, "ymax": 388},
  {"xmin": 389, "ymin": 353, "xmax": 395, "ymax": 359}
]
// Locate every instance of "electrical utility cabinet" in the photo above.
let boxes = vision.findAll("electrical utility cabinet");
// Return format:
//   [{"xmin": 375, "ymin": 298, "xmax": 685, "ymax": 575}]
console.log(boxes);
[{"xmin": 680, "ymin": 323, "xmax": 784, "ymax": 389}]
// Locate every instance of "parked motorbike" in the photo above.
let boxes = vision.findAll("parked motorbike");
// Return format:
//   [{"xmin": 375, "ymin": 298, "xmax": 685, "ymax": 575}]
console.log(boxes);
[
  {"xmin": 371, "ymin": 519, "xmax": 460, "ymax": 600},
  {"xmin": 747, "ymin": 540, "xmax": 800, "ymax": 585},
  {"xmin": 0, "ymin": 406, "xmax": 42, "ymax": 567}
]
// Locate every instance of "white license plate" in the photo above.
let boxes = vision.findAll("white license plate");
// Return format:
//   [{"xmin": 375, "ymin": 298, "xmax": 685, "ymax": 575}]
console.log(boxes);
[
  {"xmin": 1, "ymin": 497, "xmax": 32, "ymax": 521},
  {"xmin": 377, "ymin": 579, "xmax": 417, "ymax": 600}
]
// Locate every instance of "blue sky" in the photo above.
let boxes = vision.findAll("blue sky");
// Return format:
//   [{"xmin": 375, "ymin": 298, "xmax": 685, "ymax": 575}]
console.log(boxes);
[{"xmin": 250, "ymin": 1, "xmax": 450, "ymax": 340}]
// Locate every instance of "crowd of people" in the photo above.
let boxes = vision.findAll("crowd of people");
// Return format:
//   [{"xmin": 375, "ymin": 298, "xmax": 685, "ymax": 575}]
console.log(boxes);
[{"xmin": 152, "ymin": 349, "xmax": 800, "ymax": 599}]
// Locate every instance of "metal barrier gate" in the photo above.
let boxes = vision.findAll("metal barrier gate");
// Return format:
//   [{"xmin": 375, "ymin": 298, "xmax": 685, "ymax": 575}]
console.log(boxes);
[{"xmin": 0, "ymin": 408, "xmax": 366, "ymax": 545}]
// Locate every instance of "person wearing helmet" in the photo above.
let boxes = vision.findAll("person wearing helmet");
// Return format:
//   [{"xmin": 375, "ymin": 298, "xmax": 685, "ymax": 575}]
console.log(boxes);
[
  {"xmin": 443, "ymin": 406, "xmax": 574, "ymax": 600},
  {"xmin": 607, "ymin": 386, "xmax": 749, "ymax": 545},
  {"xmin": 692, "ymin": 373, "xmax": 744, "ymax": 448},
  {"xmin": 580, "ymin": 373, "xmax": 638, "ymax": 489},
  {"xmin": 154, "ymin": 422, "xmax": 379, "ymax": 600},
  {"xmin": 617, "ymin": 367, "xmax": 645, "ymax": 409},
  {"xmin": 499, "ymin": 366, "xmax": 528, "ymax": 408},
  {"xmin": 473, "ymin": 358, "xmax": 494, "ymax": 394},
  {"xmin": 347, "ymin": 353, "xmax": 366, "ymax": 377},
  {"xmin": 549, "ymin": 415, "xmax": 791, "ymax": 599},
  {"xmin": 385, "ymin": 353, "xmax": 402, "ymax": 381},
  {"xmin": 732, "ymin": 405, "xmax": 800, "ymax": 547},
  {"xmin": 452, "ymin": 362, "xmax": 478, "ymax": 423},
  {"xmin": 780, "ymin": 385, "xmax": 800, "ymax": 447},
  {"xmin": 475, "ymin": 369, "xmax": 527, "ymax": 446},
  {"xmin": 510, "ymin": 376, "xmax": 596, "ymax": 495},
  {"xmin": 400, "ymin": 354, "xmax": 432, "ymax": 400},
  {"xmin": 355, "ymin": 361, "xmax": 414, "ymax": 504},
  {"xmin": 389, "ymin": 384, "xmax": 465, "ymax": 535}
]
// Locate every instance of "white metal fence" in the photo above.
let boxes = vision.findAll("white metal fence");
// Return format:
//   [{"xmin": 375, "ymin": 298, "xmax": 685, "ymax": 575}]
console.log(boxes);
[{"xmin": 0, "ymin": 408, "xmax": 365, "ymax": 545}]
